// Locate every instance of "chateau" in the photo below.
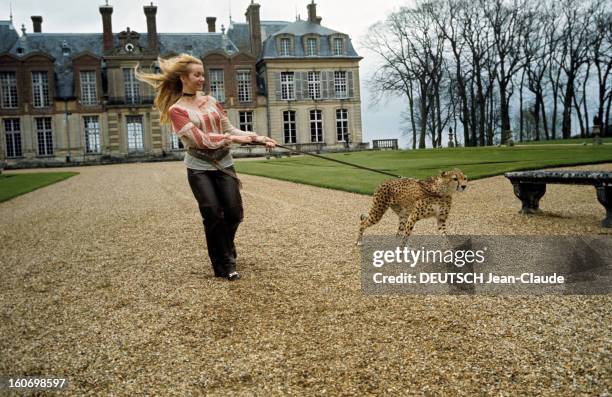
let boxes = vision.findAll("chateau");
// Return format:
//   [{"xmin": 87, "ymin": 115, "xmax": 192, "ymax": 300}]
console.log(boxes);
[{"xmin": 0, "ymin": 1, "xmax": 363, "ymax": 167}]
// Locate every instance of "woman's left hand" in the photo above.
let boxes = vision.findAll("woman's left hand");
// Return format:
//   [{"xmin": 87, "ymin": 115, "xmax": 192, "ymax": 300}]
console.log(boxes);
[{"xmin": 264, "ymin": 138, "xmax": 277, "ymax": 148}]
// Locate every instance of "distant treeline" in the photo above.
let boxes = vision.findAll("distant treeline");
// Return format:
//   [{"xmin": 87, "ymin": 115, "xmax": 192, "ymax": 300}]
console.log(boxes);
[{"xmin": 364, "ymin": 0, "xmax": 611, "ymax": 148}]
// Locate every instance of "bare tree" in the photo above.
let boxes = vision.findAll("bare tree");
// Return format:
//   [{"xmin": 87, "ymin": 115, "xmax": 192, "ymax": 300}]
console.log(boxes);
[
  {"xmin": 523, "ymin": 4, "xmax": 553, "ymax": 140},
  {"xmin": 557, "ymin": 0, "xmax": 594, "ymax": 138},
  {"xmin": 363, "ymin": 0, "xmax": 609, "ymax": 148},
  {"xmin": 364, "ymin": 7, "xmax": 443, "ymax": 149},
  {"xmin": 481, "ymin": 0, "xmax": 529, "ymax": 143},
  {"xmin": 430, "ymin": 0, "xmax": 475, "ymax": 146},
  {"xmin": 591, "ymin": 2, "xmax": 612, "ymax": 132}
]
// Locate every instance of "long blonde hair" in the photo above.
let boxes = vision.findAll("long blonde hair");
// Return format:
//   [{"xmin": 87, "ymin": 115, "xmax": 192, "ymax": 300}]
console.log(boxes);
[{"xmin": 135, "ymin": 53, "xmax": 203, "ymax": 124}]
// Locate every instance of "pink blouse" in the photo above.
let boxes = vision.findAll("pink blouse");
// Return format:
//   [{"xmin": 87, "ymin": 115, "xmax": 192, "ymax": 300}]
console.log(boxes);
[{"xmin": 169, "ymin": 93, "xmax": 254, "ymax": 150}]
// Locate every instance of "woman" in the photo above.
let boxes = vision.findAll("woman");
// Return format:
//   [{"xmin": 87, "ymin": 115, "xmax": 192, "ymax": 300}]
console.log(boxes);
[{"xmin": 136, "ymin": 54, "xmax": 276, "ymax": 281}]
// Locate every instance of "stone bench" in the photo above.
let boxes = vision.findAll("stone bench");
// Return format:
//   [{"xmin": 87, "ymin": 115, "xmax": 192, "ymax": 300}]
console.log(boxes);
[{"xmin": 504, "ymin": 170, "xmax": 612, "ymax": 228}]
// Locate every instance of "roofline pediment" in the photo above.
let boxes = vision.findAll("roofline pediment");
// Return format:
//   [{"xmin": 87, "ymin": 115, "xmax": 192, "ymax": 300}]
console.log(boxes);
[
  {"xmin": 71, "ymin": 51, "xmax": 102, "ymax": 62},
  {"xmin": 22, "ymin": 51, "xmax": 55, "ymax": 62},
  {"xmin": 0, "ymin": 52, "xmax": 21, "ymax": 63},
  {"xmin": 202, "ymin": 50, "xmax": 230, "ymax": 59}
]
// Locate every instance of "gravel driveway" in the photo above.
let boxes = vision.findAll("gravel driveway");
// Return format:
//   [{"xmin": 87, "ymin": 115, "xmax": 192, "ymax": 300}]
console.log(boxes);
[{"xmin": 1, "ymin": 161, "xmax": 610, "ymax": 396}]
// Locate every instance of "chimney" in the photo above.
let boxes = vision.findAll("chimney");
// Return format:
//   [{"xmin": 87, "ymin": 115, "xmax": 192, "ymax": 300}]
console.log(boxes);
[
  {"xmin": 245, "ymin": 1, "xmax": 262, "ymax": 57},
  {"xmin": 144, "ymin": 3, "xmax": 158, "ymax": 52},
  {"xmin": 31, "ymin": 16, "xmax": 42, "ymax": 33},
  {"xmin": 307, "ymin": 1, "xmax": 320, "ymax": 24},
  {"xmin": 206, "ymin": 17, "xmax": 217, "ymax": 33},
  {"xmin": 99, "ymin": 4, "xmax": 113, "ymax": 53}
]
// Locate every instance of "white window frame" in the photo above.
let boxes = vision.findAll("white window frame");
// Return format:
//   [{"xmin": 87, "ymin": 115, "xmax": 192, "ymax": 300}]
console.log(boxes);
[
  {"xmin": 334, "ymin": 71, "xmax": 348, "ymax": 99},
  {"xmin": 80, "ymin": 71, "xmax": 98, "ymax": 106},
  {"xmin": 0, "ymin": 72, "xmax": 18, "ymax": 108},
  {"xmin": 83, "ymin": 115, "xmax": 101, "ymax": 153},
  {"xmin": 309, "ymin": 109, "xmax": 323, "ymax": 143},
  {"xmin": 237, "ymin": 70, "xmax": 252, "ymax": 103},
  {"xmin": 209, "ymin": 69, "xmax": 225, "ymax": 102},
  {"xmin": 4, "ymin": 118, "xmax": 22, "ymax": 158},
  {"xmin": 307, "ymin": 71, "xmax": 321, "ymax": 100},
  {"xmin": 126, "ymin": 115, "xmax": 144, "ymax": 152},
  {"xmin": 283, "ymin": 110, "xmax": 297, "ymax": 144},
  {"xmin": 280, "ymin": 38, "xmax": 291, "ymax": 56},
  {"xmin": 32, "ymin": 71, "xmax": 50, "ymax": 108},
  {"xmin": 239, "ymin": 111, "xmax": 254, "ymax": 132},
  {"xmin": 123, "ymin": 68, "xmax": 140, "ymax": 104},
  {"xmin": 333, "ymin": 38, "xmax": 344, "ymax": 56},
  {"xmin": 35, "ymin": 117, "xmax": 53, "ymax": 156},
  {"xmin": 280, "ymin": 72, "xmax": 295, "ymax": 100},
  {"xmin": 306, "ymin": 38, "xmax": 317, "ymax": 56},
  {"xmin": 336, "ymin": 108, "xmax": 349, "ymax": 142}
]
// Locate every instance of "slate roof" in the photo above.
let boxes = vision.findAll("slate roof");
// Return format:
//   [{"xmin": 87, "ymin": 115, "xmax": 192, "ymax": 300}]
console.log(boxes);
[
  {"xmin": 3, "ymin": 31, "xmax": 238, "ymax": 99},
  {"xmin": 227, "ymin": 23, "xmax": 251, "ymax": 53},
  {"xmin": 7, "ymin": 33, "xmax": 104, "ymax": 99},
  {"xmin": 274, "ymin": 20, "xmax": 339, "ymax": 36},
  {"xmin": 227, "ymin": 21, "xmax": 290, "ymax": 54},
  {"xmin": 261, "ymin": 21, "xmax": 292, "ymax": 40},
  {"xmin": 0, "ymin": 21, "xmax": 20, "ymax": 53},
  {"xmin": 261, "ymin": 20, "xmax": 361, "ymax": 59},
  {"xmin": 158, "ymin": 33, "xmax": 238, "ymax": 55},
  {"xmin": 0, "ymin": 16, "xmax": 360, "ymax": 100}
]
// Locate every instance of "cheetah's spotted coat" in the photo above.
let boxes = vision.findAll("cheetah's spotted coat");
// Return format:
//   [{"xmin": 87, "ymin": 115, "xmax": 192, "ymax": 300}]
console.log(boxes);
[{"xmin": 356, "ymin": 169, "xmax": 468, "ymax": 245}]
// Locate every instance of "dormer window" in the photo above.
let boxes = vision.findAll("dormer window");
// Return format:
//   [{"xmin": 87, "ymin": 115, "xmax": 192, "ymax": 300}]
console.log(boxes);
[
  {"xmin": 276, "ymin": 34, "xmax": 296, "ymax": 56},
  {"xmin": 333, "ymin": 37, "xmax": 344, "ymax": 56},
  {"xmin": 280, "ymin": 38, "xmax": 291, "ymax": 56},
  {"xmin": 306, "ymin": 38, "xmax": 318, "ymax": 56}
]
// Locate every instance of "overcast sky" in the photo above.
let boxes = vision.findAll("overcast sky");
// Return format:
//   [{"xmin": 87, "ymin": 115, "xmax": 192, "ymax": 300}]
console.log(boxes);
[{"xmin": 2, "ymin": 0, "xmax": 413, "ymax": 147}]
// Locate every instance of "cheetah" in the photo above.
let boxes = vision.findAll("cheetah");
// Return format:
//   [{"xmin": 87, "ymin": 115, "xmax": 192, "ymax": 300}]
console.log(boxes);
[{"xmin": 356, "ymin": 169, "xmax": 468, "ymax": 246}]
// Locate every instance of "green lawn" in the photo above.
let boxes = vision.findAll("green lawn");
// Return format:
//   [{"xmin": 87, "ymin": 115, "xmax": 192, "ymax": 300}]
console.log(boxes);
[
  {"xmin": 234, "ymin": 145, "xmax": 612, "ymax": 195},
  {"xmin": 518, "ymin": 137, "xmax": 612, "ymax": 145},
  {"xmin": 0, "ymin": 172, "xmax": 78, "ymax": 203}
]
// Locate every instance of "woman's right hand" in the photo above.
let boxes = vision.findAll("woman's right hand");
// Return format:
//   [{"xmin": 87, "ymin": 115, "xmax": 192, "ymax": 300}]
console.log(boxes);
[{"xmin": 222, "ymin": 134, "xmax": 234, "ymax": 147}]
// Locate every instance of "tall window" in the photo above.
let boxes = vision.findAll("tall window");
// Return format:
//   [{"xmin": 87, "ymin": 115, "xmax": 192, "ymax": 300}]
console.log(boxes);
[
  {"xmin": 123, "ymin": 68, "xmax": 140, "ymax": 104},
  {"xmin": 333, "ymin": 38, "xmax": 344, "ymax": 56},
  {"xmin": 310, "ymin": 109, "xmax": 323, "ymax": 143},
  {"xmin": 80, "ymin": 71, "xmax": 98, "ymax": 106},
  {"xmin": 336, "ymin": 109, "xmax": 349, "ymax": 142},
  {"xmin": 83, "ymin": 116, "xmax": 100, "ymax": 153},
  {"xmin": 334, "ymin": 71, "xmax": 348, "ymax": 99},
  {"xmin": 237, "ymin": 71, "xmax": 252, "ymax": 103},
  {"xmin": 283, "ymin": 110, "xmax": 296, "ymax": 144},
  {"xmin": 169, "ymin": 132, "xmax": 183, "ymax": 150},
  {"xmin": 280, "ymin": 38, "xmax": 291, "ymax": 56},
  {"xmin": 306, "ymin": 38, "xmax": 317, "ymax": 56},
  {"xmin": 32, "ymin": 71, "xmax": 50, "ymax": 108},
  {"xmin": 126, "ymin": 116, "xmax": 144, "ymax": 152},
  {"xmin": 280, "ymin": 72, "xmax": 295, "ymax": 100},
  {"xmin": 0, "ymin": 72, "xmax": 18, "ymax": 108},
  {"xmin": 4, "ymin": 119, "xmax": 22, "ymax": 158},
  {"xmin": 209, "ymin": 69, "xmax": 225, "ymax": 102},
  {"xmin": 307, "ymin": 71, "xmax": 321, "ymax": 100},
  {"xmin": 239, "ymin": 111, "xmax": 253, "ymax": 132},
  {"xmin": 36, "ymin": 117, "xmax": 53, "ymax": 156}
]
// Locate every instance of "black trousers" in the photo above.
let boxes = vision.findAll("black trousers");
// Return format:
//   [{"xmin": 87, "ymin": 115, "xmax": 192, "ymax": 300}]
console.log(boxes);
[{"xmin": 187, "ymin": 167, "xmax": 243, "ymax": 277}]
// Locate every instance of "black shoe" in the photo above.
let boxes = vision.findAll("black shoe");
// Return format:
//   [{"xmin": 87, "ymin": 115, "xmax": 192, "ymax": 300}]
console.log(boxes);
[{"xmin": 227, "ymin": 271, "xmax": 241, "ymax": 281}]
